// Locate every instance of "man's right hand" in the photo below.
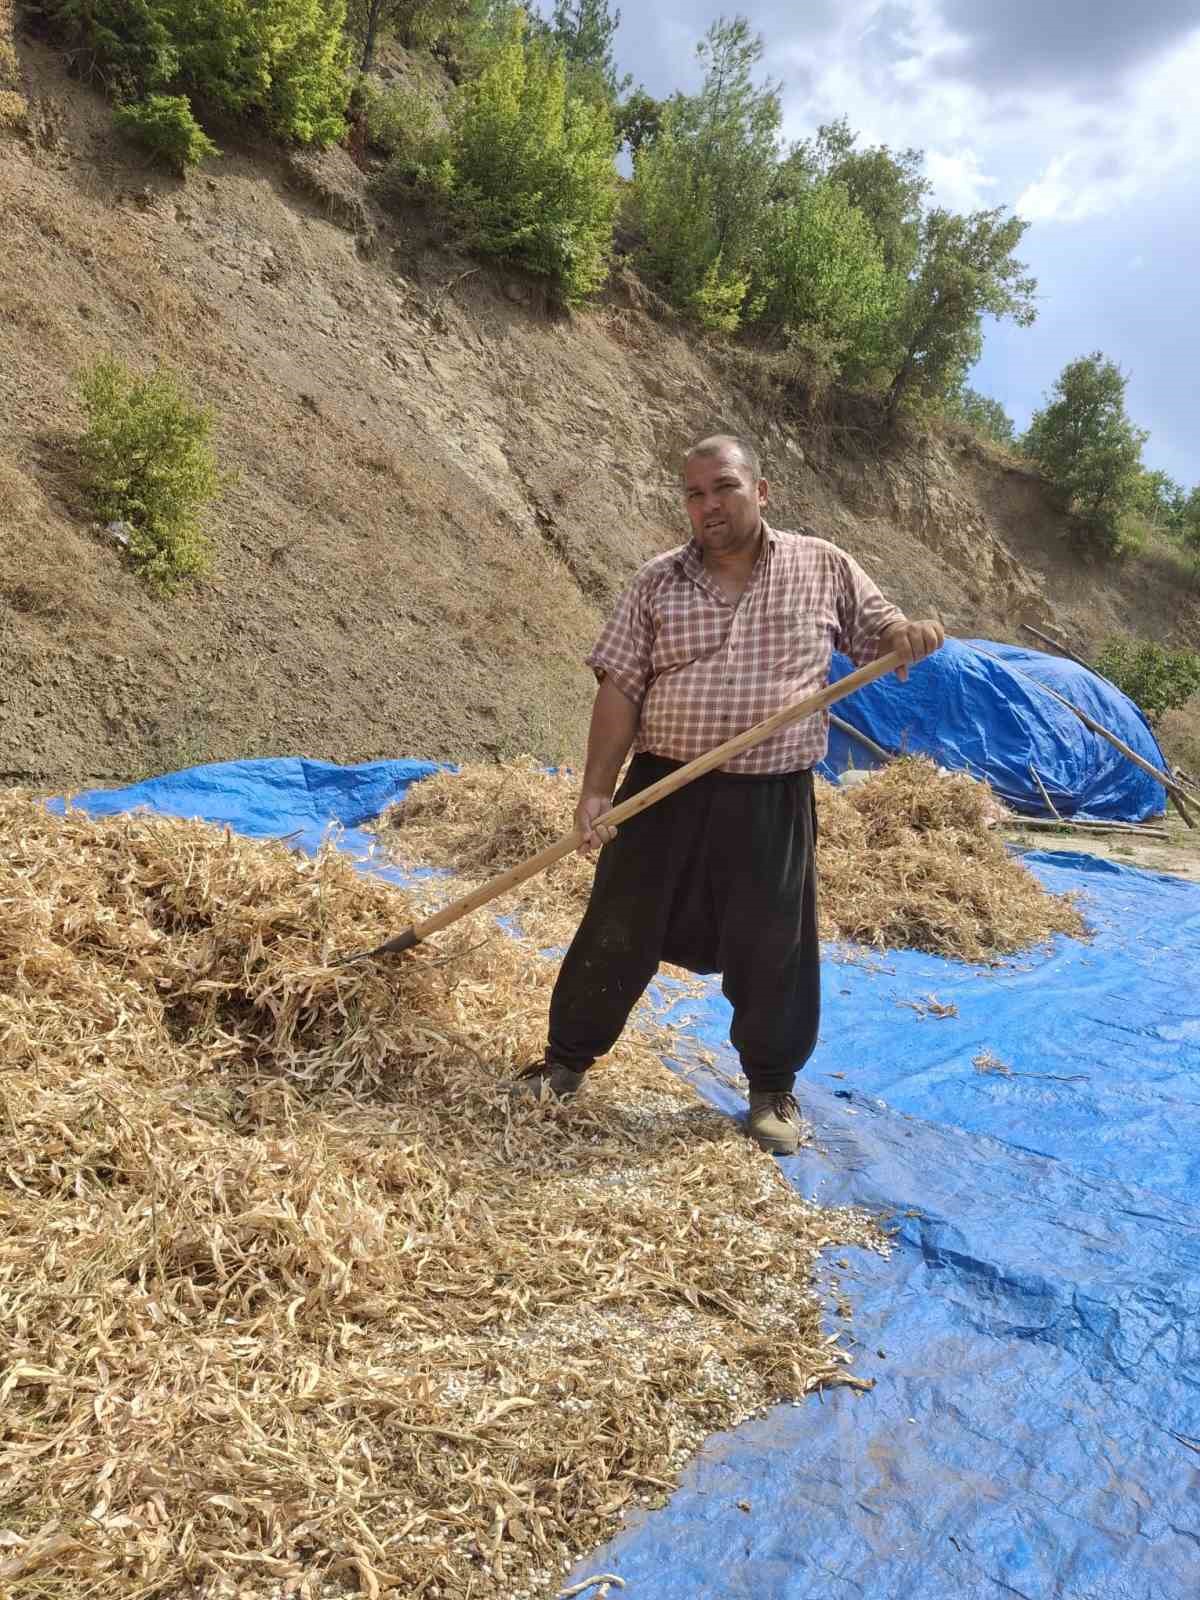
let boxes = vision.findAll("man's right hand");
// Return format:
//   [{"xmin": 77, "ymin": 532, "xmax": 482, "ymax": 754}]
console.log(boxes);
[{"xmin": 575, "ymin": 792, "xmax": 617, "ymax": 855}]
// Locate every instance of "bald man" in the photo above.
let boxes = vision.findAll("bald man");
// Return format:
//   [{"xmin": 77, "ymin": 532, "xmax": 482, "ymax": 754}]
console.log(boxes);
[{"xmin": 514, "ymin": 434, "xmax": 944, "ymax": 1153}]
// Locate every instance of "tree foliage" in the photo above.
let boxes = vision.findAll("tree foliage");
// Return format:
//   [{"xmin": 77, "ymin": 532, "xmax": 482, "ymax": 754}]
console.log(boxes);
[
  {"xmin": 442, "ymin": 9, "xmax": 618, "ymax": 300},
  {"xmin": 549, "ymin": 0, "xmax": 630, "ymax": 104},
  {"xmin": 630, "ymin": 16, "xmax": 781, "ymax": 323},
  {"xmin": 614, "ymin": 87, "xmax": 661, "ymax": 157},
  {"xmin": 888, "ymin": 207, "xmax": 1036, "ymax": 411},
  {"xmin": 1023, "ymin": 353, "xmax": 1148, "ymax": 553},
  {"xmin": 1095, "ymin": 637, "xmax": 1200, "ymax": 724},
  {"xmin": 783, "ymin": 117, "xmax": 928, "ymax": 274},
  {"xmin": 750, "ymin": 181, "xmax": 893, "ymax": 371},
  {"xmin": 42, "ymin": 0, "xmax": 350, "ymax": 145},
  {"xmin": 942, "ymin": 383, "xmax": 1016, "ymax": 447},
  {"xmin": 77, "ymin": 357, "xmax": 221, "ymax": 594},
  {"xmin": 113, "ymin": 92, "xmax": 219, "ymax": 173}
]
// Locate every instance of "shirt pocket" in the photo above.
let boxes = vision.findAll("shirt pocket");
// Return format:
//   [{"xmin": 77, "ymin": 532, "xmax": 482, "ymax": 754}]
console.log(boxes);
[
  {"xmin": 761, "ymin": 605, "xmax": 837, "ymax": 674},
  {"xmin": 649, "ymin": 593, "xmax": 727, "ymax": 676}
]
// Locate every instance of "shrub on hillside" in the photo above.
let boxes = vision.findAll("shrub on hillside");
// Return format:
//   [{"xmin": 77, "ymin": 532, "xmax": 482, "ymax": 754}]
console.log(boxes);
[
  {"xmin": 358, "ymin": 77, "xmax": 451, "ymax": 182},
  {"xmin": 114, "ymin": 94, "xmax": 219, "ymax": 174},
  {"xmin": 749, "ymin": 181, "xmax": 893, "ymax": 376},
  {"xmin": 1095, "ymin": 637, "xmax": 1200, "ymax": 725},
  {"xmin": 41, "ymin": 0, "xmax": 350, "ymax": 146},
  {"xmin": 399, "ymin": 9, "xmax": 617, "ymax": 302},
  {"xmin": 77, "ymin": 358, "xmax": 221, "ymax": 595}
]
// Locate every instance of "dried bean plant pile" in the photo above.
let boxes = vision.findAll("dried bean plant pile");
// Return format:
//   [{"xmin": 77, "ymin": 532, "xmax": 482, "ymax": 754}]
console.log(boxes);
[
  {"xmin": 381, "ymin": 756, "xmax": 1086, "ymax": 964},
  {"xmin": 378, "ymin": 759, "xmax": 590, "ymax": 949},
  {"xmin": 815, "ymin": 757, "xmax": 1087, "ymax": 961},
  {"xmin": 0, "ymin": 793, "xmax": 880, "ymax": 1600}
]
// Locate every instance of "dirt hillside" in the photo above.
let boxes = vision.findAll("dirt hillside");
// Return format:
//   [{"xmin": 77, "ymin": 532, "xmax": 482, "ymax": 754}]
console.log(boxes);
[{"xmin": 3, "ymin": 22, "xmax": 1198, "ymax": 788}]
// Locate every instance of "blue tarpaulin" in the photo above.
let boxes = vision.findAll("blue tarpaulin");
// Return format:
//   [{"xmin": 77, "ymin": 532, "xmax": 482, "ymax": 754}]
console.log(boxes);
[
  {"xmin": 56, "ymin": 759, "xmax": 1200, "ymax": 1600},
  {"xmin": 818, "ymin": 638, "xmax": 1170, "ymax": 823}
]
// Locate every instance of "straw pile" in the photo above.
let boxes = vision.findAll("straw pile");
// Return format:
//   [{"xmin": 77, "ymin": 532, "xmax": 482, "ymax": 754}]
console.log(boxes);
[
  {"xmin": 815, "ymin": 758, "xmax": 1087, "ymax": 961},
  {"xmin": 380, "ymin": 759, "xmax": 590, "ymax": 948},
  {"xmin": 381, "ymin": 757, "xmax": 1086, "ymax": 964},
  {"xmin": 0, "ymin": 792, "xmax": 880, "ymax": 1600}
]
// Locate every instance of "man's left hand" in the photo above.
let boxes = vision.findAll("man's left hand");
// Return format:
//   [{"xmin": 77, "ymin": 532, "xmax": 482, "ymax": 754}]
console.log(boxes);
[{"xmin": 879, "ymin": 619, "xmax": 946, "ymax": 682}]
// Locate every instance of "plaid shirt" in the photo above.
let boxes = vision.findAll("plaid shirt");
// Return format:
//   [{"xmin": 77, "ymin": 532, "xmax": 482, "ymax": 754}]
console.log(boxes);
[{"xmin": 586, "ymin": 522, "xmax": 906, "ymax": 774}]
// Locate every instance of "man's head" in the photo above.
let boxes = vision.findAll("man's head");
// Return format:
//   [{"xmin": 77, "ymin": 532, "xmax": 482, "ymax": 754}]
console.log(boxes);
[{"xmin": 683, "ymin": 435, "xmax": 768, "ymax": 558}]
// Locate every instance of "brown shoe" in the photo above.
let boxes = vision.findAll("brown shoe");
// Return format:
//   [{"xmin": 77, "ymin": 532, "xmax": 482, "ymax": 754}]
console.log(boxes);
[
  {"xmin": 748, "ymin": 1091, "xmax": 802, "ymax": 1155},
  {"xmin": 510, "ymin": 1059, "xmax": 588, "ymax": 1102}
]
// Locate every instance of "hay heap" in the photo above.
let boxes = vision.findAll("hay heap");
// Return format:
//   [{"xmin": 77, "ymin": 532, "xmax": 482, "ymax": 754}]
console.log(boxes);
[
  {"xmin": 0, "ymin": 792, "xmax": 879, "ymax": 1600},
  {"xmin": 382, "ymin": 756, "xmax": 1086, "ymax": 963}
]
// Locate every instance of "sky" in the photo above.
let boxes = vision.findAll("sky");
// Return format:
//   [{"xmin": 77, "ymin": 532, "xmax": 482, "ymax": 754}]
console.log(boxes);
[{"xmin": 576, "ymin": 0, "xmax": 1200, "ymax": 485}]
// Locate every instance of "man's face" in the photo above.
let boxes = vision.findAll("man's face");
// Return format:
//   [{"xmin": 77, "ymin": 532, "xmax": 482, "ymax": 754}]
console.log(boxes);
[{"xmin": 684, "ymin": 447, "xmax": 768, "ymax": 558}]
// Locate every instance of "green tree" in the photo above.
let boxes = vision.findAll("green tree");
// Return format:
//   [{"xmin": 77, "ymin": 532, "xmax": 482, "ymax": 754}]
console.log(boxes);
[
  {"xmin": 42, "ymin": 0, "xmax": 350, "ymax": 145},
  {"xmin": 783, "ymin": 117, "xmax": 929, "ymax": 274},
  {"xmin": 114, "ymin": 93, "xmax": 219, "ymax": 174},
  {"xmin": 1095, "ymin": 637, "xmax": 1200, "ymax": 723},
  {"xmin": 630, "ymin": 15, "xmax": 781, "ymax": 324},
  {"xmin": 614, "ymin": 87, "xmax": 661, "ymax": 157},
  {"xmin": 1133, "ymin": 468, "xmax": 1187, "ymax": 535},
  {"xmin": 447, "ymin": 8, "xmax": 618, "ymax": 300},
  {"xmin": 749, "ymin": 181, "xmax": 893, "ymax": 374},
  {"xmin": 1022, "ymin": 353, "xmax": 1148, "ymax": 552},
  {"xmin": 942, "ymin": 383, "xmax": 1016, "ymax": 446},
  {"xmin": 1181, "ymin": 486, "xmax": 1200, "ymax": 557},
  {"xmin": 550, "ymin": 0, "xmax": 630, "ymax": 103},
  {"xmin": 887, "ymin": 207, "xmax": 1037, "ymax": 412},
  {"xmin": 344, "ymin": 0, "xmax": 473, "ymax": 72}
]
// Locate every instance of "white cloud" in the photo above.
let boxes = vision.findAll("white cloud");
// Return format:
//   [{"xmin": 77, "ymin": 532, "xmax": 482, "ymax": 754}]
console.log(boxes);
[{"xmin": 923, "ymin": 148, "xmax": 999, "ymax": 212}]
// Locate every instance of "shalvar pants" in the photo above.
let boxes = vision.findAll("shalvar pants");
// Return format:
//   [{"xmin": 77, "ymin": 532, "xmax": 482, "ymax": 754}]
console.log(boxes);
[{"xmin": 548, "ymin": 754, "xmax": 820, "ymax": 1094}]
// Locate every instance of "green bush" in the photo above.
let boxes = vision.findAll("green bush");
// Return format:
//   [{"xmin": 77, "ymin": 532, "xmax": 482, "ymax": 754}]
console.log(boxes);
[
  {"xmin": 77, "ymin": 357, "xmax": 221, "ymax": 595},
  {"xmin": 41, "ymin": 0, "xmax": 350, "ymax": 146},
  {"xmin": 686, "ymin": 258, "xmax": 750, "ymax": 333},
  {"xmin": 749, "ymin": 181, "xmax": 893, "ymax": 375},
  {"xmin": 1095, "ymin": 637, "xmax": 1200, "ymax": 724},
  {"xmin": 444, "ymin": 10, "xmax": 618, "ymax": 300},
  {"xmin": 359, "ymin": 77, "xmax": 451, "ymax": 181},
  {"xmin": 114, "ymin": 94, "xmax": 219, "ymax": 173}
]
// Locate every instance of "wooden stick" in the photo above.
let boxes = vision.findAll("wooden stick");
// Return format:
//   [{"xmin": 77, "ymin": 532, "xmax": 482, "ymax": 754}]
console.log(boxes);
[
  {"xmin": 828, "ymin": 713, "xmax": 895, "ymax": 765},
  {"xmin": 1003, "ymin": 816, "xmax": 1170, "ymax": 841},
  {"xmin": 339, "ymin": 652, "xmax": 905, "ymax": 961},
  {"xmin": 1019, "ymin": 622, "xmax": 1095, "ymax": 673},
  {"xmin": 1028, "ymin": 764, "xmax": 1063, "ymax": 821},
  {"xmin": 973, "ymin": 645, "xmax": 1196, "ymax": 829}
]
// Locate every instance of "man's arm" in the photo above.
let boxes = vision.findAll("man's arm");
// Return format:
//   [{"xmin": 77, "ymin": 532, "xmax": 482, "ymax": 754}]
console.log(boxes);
[
  {"xmin": 835, "ymin": 550, "xmax": 945, "ymax": 680},
  {"xmin": 575, "ymin": 676, "xmax": 640, "ymax": 853}
]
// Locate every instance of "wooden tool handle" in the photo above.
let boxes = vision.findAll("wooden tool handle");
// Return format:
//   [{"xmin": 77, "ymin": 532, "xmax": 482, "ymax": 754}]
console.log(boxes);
[{"xmin": 340, "ymin": 650, "xmax": 904, "ymax": 963}]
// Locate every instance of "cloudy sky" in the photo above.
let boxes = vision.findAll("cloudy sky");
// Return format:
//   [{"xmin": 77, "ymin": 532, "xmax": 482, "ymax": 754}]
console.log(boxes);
[{"xmin": 584, "ymin": 1, "xmax": 1200, "ymax": 484}]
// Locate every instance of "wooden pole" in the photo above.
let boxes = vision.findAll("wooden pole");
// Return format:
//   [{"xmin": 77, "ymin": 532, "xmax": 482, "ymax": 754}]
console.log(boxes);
[
  {"xmin": 973, "ymin": 645, "xmax": 1196, "ymax": 829},
  {"xmin": 1004, "ymin": 816, "xmax": 1170, "ymax": 841},
  {"xmin": 828, "ymin": 713, "xmax": 895, "ymax": 766},
  {"xmin": 1019, "ymin": 622, "xmax": 1095, "ymax": 673},
  {"xmin": 1028, "ymin": 764, "xmax": 1063, "ymax": 821},
  {"xmin": 339, "ymin": 652, "xmax": 906, "ymax": 961}
]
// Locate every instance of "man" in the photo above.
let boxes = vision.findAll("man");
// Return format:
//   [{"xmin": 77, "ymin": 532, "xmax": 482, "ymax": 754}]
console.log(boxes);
[{"xmin": 515, "ymin": 435, "xmax": 945, "ymax": 1154}]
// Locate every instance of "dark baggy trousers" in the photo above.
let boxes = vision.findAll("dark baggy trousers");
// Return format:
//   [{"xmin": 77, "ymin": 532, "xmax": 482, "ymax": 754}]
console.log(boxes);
[{"xmin": 548, "ymin": 753, "xmax": 820, "ymax": 1094}]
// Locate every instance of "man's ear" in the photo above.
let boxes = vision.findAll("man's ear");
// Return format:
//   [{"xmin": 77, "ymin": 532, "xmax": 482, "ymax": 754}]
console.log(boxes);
[{"xmin": 757, "ymin": 477, "xmax": 770, "ymax": 507}]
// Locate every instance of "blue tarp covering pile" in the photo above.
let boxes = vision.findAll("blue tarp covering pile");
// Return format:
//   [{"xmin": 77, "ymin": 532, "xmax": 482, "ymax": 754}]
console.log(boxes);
[
  {"xmin": 819, "ymin": 638, "xmax": 1170, "ymax": 823},
  {"xmin": 57, "ymin": 758, "xmax": 1200, "ymax": 1599}
]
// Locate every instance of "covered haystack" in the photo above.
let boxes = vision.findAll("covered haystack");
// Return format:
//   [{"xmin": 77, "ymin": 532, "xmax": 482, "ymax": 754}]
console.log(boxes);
[
  {"xmin": 0, "ymin": 792, "xmax": 879, "ymax": 1600},
  {"xmin": 381, "ymin": 757, "xmax": 1087, "ymax": 963}
]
